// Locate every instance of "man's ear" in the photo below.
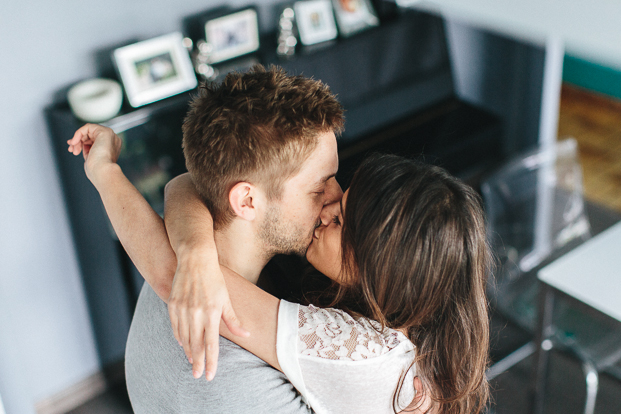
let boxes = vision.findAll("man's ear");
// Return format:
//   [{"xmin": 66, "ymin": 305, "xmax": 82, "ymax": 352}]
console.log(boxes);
[{"xmin": 229, "ymin": 182, "xmax": 258, "ymax": 221}]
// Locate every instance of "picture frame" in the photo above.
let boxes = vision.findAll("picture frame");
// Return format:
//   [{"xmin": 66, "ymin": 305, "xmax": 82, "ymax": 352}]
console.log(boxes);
[
  {"xmin": 294, "ymin": 0, "xmax": 338, "ymax": 46},
  {"xmin": 202, "ymin": 7, "xmax": 260, "ymax": 64},
  {"xmin": 331, "ymin": 0, "xmax": 379, "ymax": 37},
  {"xmin": 113, "ymin": 32, "xmax": 198, "ymax": 108}
]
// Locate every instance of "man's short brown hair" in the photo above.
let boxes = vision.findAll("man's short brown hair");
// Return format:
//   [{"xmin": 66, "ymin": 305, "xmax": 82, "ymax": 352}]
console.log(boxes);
[{"xmin": 182, "ymin": 65, "xmax": 344, "ymax": 230}]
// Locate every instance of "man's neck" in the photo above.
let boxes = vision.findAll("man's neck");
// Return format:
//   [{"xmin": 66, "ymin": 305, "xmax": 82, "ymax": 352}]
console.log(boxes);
[{"xmin": 213, "ymin": 222, "xmax": 272, "ymax": 285}]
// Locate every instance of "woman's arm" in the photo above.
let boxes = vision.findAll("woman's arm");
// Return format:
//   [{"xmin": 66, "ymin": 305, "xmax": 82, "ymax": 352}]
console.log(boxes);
[
  {"xmin": 161, "ymin": 182, "xmax": 281, "ymax": 370},
  {"xmin": 160, "ymin": 177, "xmax": 281, "ymax": 369},
  {"xmin": 68, "ymin": 124, "xmax": 176, "ymax": 300},
  {"xmin": 69, "ymin": 124, "xmax": 248, "ymax": 380},
  {"xmin": 164, "ymin": 174, "xmax": 249, "ymax": 379},
  {"xmin": 217, "ymin": 268, "xmax": 281, "ymax": 371}
]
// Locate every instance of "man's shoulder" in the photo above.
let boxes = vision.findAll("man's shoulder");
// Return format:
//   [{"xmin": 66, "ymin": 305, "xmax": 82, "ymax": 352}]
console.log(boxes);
[{"xmin": 126, "ymin": 283, "xmax": 313, "ymax": 414}]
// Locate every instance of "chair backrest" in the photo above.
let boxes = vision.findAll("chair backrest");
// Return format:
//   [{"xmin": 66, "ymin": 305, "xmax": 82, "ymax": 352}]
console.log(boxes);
[{"xmin": 481, "ymin": 138, "xmax": 591, "ymax": 328}]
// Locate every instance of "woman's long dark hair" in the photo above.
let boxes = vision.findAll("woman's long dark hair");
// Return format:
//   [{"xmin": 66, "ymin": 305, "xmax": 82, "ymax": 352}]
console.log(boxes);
[{"xmin": 329, "ymin": 154, "xmax": 491, "ymax": 414}]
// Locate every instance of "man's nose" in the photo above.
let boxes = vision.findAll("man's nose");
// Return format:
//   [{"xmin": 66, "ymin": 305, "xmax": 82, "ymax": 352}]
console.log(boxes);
[
  {"xmin": 324, "ymin": 178, "xmax": 343, "ymax": 205},
  {"xmin": 320, "ymin": 200, "xmax": 341, "ymax": 226}
]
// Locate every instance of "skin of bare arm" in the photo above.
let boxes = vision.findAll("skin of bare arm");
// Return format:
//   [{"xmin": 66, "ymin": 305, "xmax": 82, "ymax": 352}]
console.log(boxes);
[
  {"xmin": 68, "ymin": 124, "xmax": 248, "ymax": 381},
  {"xmin": 67, "ymin": 124, "xmax": 176, "ymax": 301},
  {"xmin": 217, "ymin": 267, "xmax": 281, "ymax": 370},
  {"xmin": 164, "ymin": 173, "xmax": 250, "ymax": 380}
]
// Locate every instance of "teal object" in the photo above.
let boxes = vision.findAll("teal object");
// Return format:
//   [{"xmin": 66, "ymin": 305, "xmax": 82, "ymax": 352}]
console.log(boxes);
[{"xmin": 563, "ymin": 55, "xmax": 621, "ymax": 100}]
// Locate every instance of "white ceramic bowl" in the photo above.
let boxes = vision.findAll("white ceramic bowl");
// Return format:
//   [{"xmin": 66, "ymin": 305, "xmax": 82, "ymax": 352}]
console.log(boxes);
[{"xmin": 67, "ymin": 78, "xmax": 123, "ymax": 122}]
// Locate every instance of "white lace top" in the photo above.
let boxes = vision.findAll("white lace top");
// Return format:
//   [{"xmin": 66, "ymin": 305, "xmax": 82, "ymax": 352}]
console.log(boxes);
[{"xmin": 277, "ymin": 300, "xmax": 416, "ymax": 414}]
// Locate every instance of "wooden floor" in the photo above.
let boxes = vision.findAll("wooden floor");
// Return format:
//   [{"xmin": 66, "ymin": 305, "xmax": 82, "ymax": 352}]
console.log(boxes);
[{"xmin": 558, "ymin": 84, "xmax": 621, "ymax": 212}]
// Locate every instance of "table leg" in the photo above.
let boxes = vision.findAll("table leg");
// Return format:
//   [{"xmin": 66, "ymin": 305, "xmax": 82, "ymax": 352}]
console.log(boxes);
[{"xmin": 532, "ymin": 283, "xmax": 555, "ymax": 414}]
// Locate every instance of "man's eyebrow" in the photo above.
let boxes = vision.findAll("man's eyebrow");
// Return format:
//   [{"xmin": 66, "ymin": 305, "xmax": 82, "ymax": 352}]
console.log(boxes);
[
  {"xmin": 318, "ymin": 173, "xmax": 336, "ymax": 185},
  {"xmin": 310, "ymin": 173, "xmax": 337, "ymax": 192}
]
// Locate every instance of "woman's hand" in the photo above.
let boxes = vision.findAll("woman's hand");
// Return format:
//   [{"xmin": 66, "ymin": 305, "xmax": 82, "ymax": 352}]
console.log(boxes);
[
  {"xmin": 168, "ymin": 247, "xmax": 249, "ymax": 380},
  {"xmin": 67, "ymin": 124, "xmax": 123, "ymax": 188}
]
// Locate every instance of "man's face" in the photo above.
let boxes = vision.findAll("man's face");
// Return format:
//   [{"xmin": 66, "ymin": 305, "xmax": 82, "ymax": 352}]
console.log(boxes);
[{"xmin": 258, "ymin": 130, "xmax": 342, "ymax": 256}]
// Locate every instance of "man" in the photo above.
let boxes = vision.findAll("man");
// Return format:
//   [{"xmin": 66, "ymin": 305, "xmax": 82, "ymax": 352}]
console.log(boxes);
[{"xmin": 68, "ymin": 65, "xmax": 344, "ymax": 413}]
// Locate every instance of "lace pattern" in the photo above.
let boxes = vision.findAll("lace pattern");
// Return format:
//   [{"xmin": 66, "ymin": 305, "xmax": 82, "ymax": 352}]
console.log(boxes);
[{"xmin": 297, "ymin": 305, "xmax": 406, "ymax": 361}]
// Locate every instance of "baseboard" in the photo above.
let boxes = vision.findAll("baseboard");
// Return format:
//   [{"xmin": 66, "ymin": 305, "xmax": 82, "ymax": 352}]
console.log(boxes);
[{"xmin": 35, "ymin": 361, "xmax": 124, "ymax": 414}]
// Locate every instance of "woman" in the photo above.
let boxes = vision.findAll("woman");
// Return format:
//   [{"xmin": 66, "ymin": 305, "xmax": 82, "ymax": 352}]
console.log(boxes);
[
  {"xmin": 68, "ymin": 126, "xmax": 490, "ymax": 414},
  {"xmin": 302, "ymin": 154, "xmax": 491, "ymax": 414}
]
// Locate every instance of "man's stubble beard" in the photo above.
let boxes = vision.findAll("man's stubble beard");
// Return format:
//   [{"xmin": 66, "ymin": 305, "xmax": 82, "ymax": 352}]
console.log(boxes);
[{"xmin": 258, "ymin": 204, "xmax": 317, "ymax": 257}]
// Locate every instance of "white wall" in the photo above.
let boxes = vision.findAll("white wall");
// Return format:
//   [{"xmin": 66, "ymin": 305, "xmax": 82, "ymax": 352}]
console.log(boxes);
[
  {"xmin": 0, "ymin": 1, "xmax": 280, "ymax": 412},
  {"xmin": 407, "ymin": 0, "xmax": 621, "ymax": 70}
]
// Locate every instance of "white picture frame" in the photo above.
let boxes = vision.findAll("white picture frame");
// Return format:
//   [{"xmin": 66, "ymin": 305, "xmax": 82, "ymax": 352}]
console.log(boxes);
[
  {"xmin": 294, "ymin": 0, "xmax": 338, "ymax": 46},
  {"xmin": 113, "ymin": 32, "xmax": 198, "ymax": 108},
  {"xmin": 204, "ymin": 8, "xmax": 260, "ymax": 64},
  {"xmin": 331, "ymin": 0, "xmax": 379, "ymax": 37}
]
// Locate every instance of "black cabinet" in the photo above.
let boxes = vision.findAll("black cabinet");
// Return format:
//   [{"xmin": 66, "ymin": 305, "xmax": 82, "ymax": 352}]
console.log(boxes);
[
  {"xmin": 46, "ymin": 9, "xmax": 502, "ymax": 367},
  {"xmin": 47, "ymin": 94, "xmax": 193, "ymax": 365}
]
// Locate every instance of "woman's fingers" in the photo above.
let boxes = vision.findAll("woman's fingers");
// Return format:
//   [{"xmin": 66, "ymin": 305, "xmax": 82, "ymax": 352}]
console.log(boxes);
[
  {"xmin": 174, "ymin": 300, "xmax": 247, "ymax": 381},
  {"xmin": 176, "ymin": 308, "xmax": 192, "ymax": 364},
  {"xmin": 202, "ymin": 309, "xmax": 223, "ymax": 381},
  {"xmin": 66, "ymin": 124, "xmax": 103, "ymax": 156},
  {"xmin": 222, "ymin": 301, "xmax": 249, "ymax": 339},
  {"xmin": 67, "ymin": 131, "xmax": 86, "ymax": 156},
  {"xmin": 189, "ymin": 313, "xmax": 207, "ymax": 379},
  {"xmin": 169, "ymin": 307, "xmax": 182, "ymax": 347},
  {"xmin": 167, "ymin": 263, "xmax": 247, "ymax": 381}
]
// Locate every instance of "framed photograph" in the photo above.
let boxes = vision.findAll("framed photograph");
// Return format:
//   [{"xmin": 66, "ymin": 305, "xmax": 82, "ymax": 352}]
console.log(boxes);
[
  {"xmin": 294, "ymin": 0, "xmax": 338, "ymax": 46},
  {"xmin": 203, "ymin": 7, "xmax": 260, "ymax": 64},
  {"xmin": 331, "ymin": 0, "xmax": 379, "ymax": 37},
  {"xmin": 113, "ymin": 32, "xmax": 197, "ymax": 108}
]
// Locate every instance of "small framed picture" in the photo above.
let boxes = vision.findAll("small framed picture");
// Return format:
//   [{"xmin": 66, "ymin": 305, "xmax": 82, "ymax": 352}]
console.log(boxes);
[
  {"xmin": 332, "ymin": 0, "xmax": 379, "ymax": 37},
  {"xmin": 203, "ymin": 7, "xmax": 260, "ymax": 64},
  {"xmin": 294, "ymin": 0, "xmax": 338, "ymax": 46},
  {"xmin": 113, "ymin": 32, "xmax": 198, "ymax": 108}
]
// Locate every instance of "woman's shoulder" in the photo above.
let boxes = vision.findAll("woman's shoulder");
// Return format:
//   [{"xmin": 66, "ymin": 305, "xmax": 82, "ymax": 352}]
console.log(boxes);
[
  {"xmin": 292, "ymin": 302, "xmax": 413, "ymax": 361},
  {"xmin": 277, "ymin": 301, "xmax": 417, "ymax": 413}
]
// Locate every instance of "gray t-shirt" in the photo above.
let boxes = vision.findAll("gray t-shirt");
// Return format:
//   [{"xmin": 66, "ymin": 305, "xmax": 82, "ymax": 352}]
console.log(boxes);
[{"xmin": 125, "ymin": 282, "xmax": 313, "ymax": 414}]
